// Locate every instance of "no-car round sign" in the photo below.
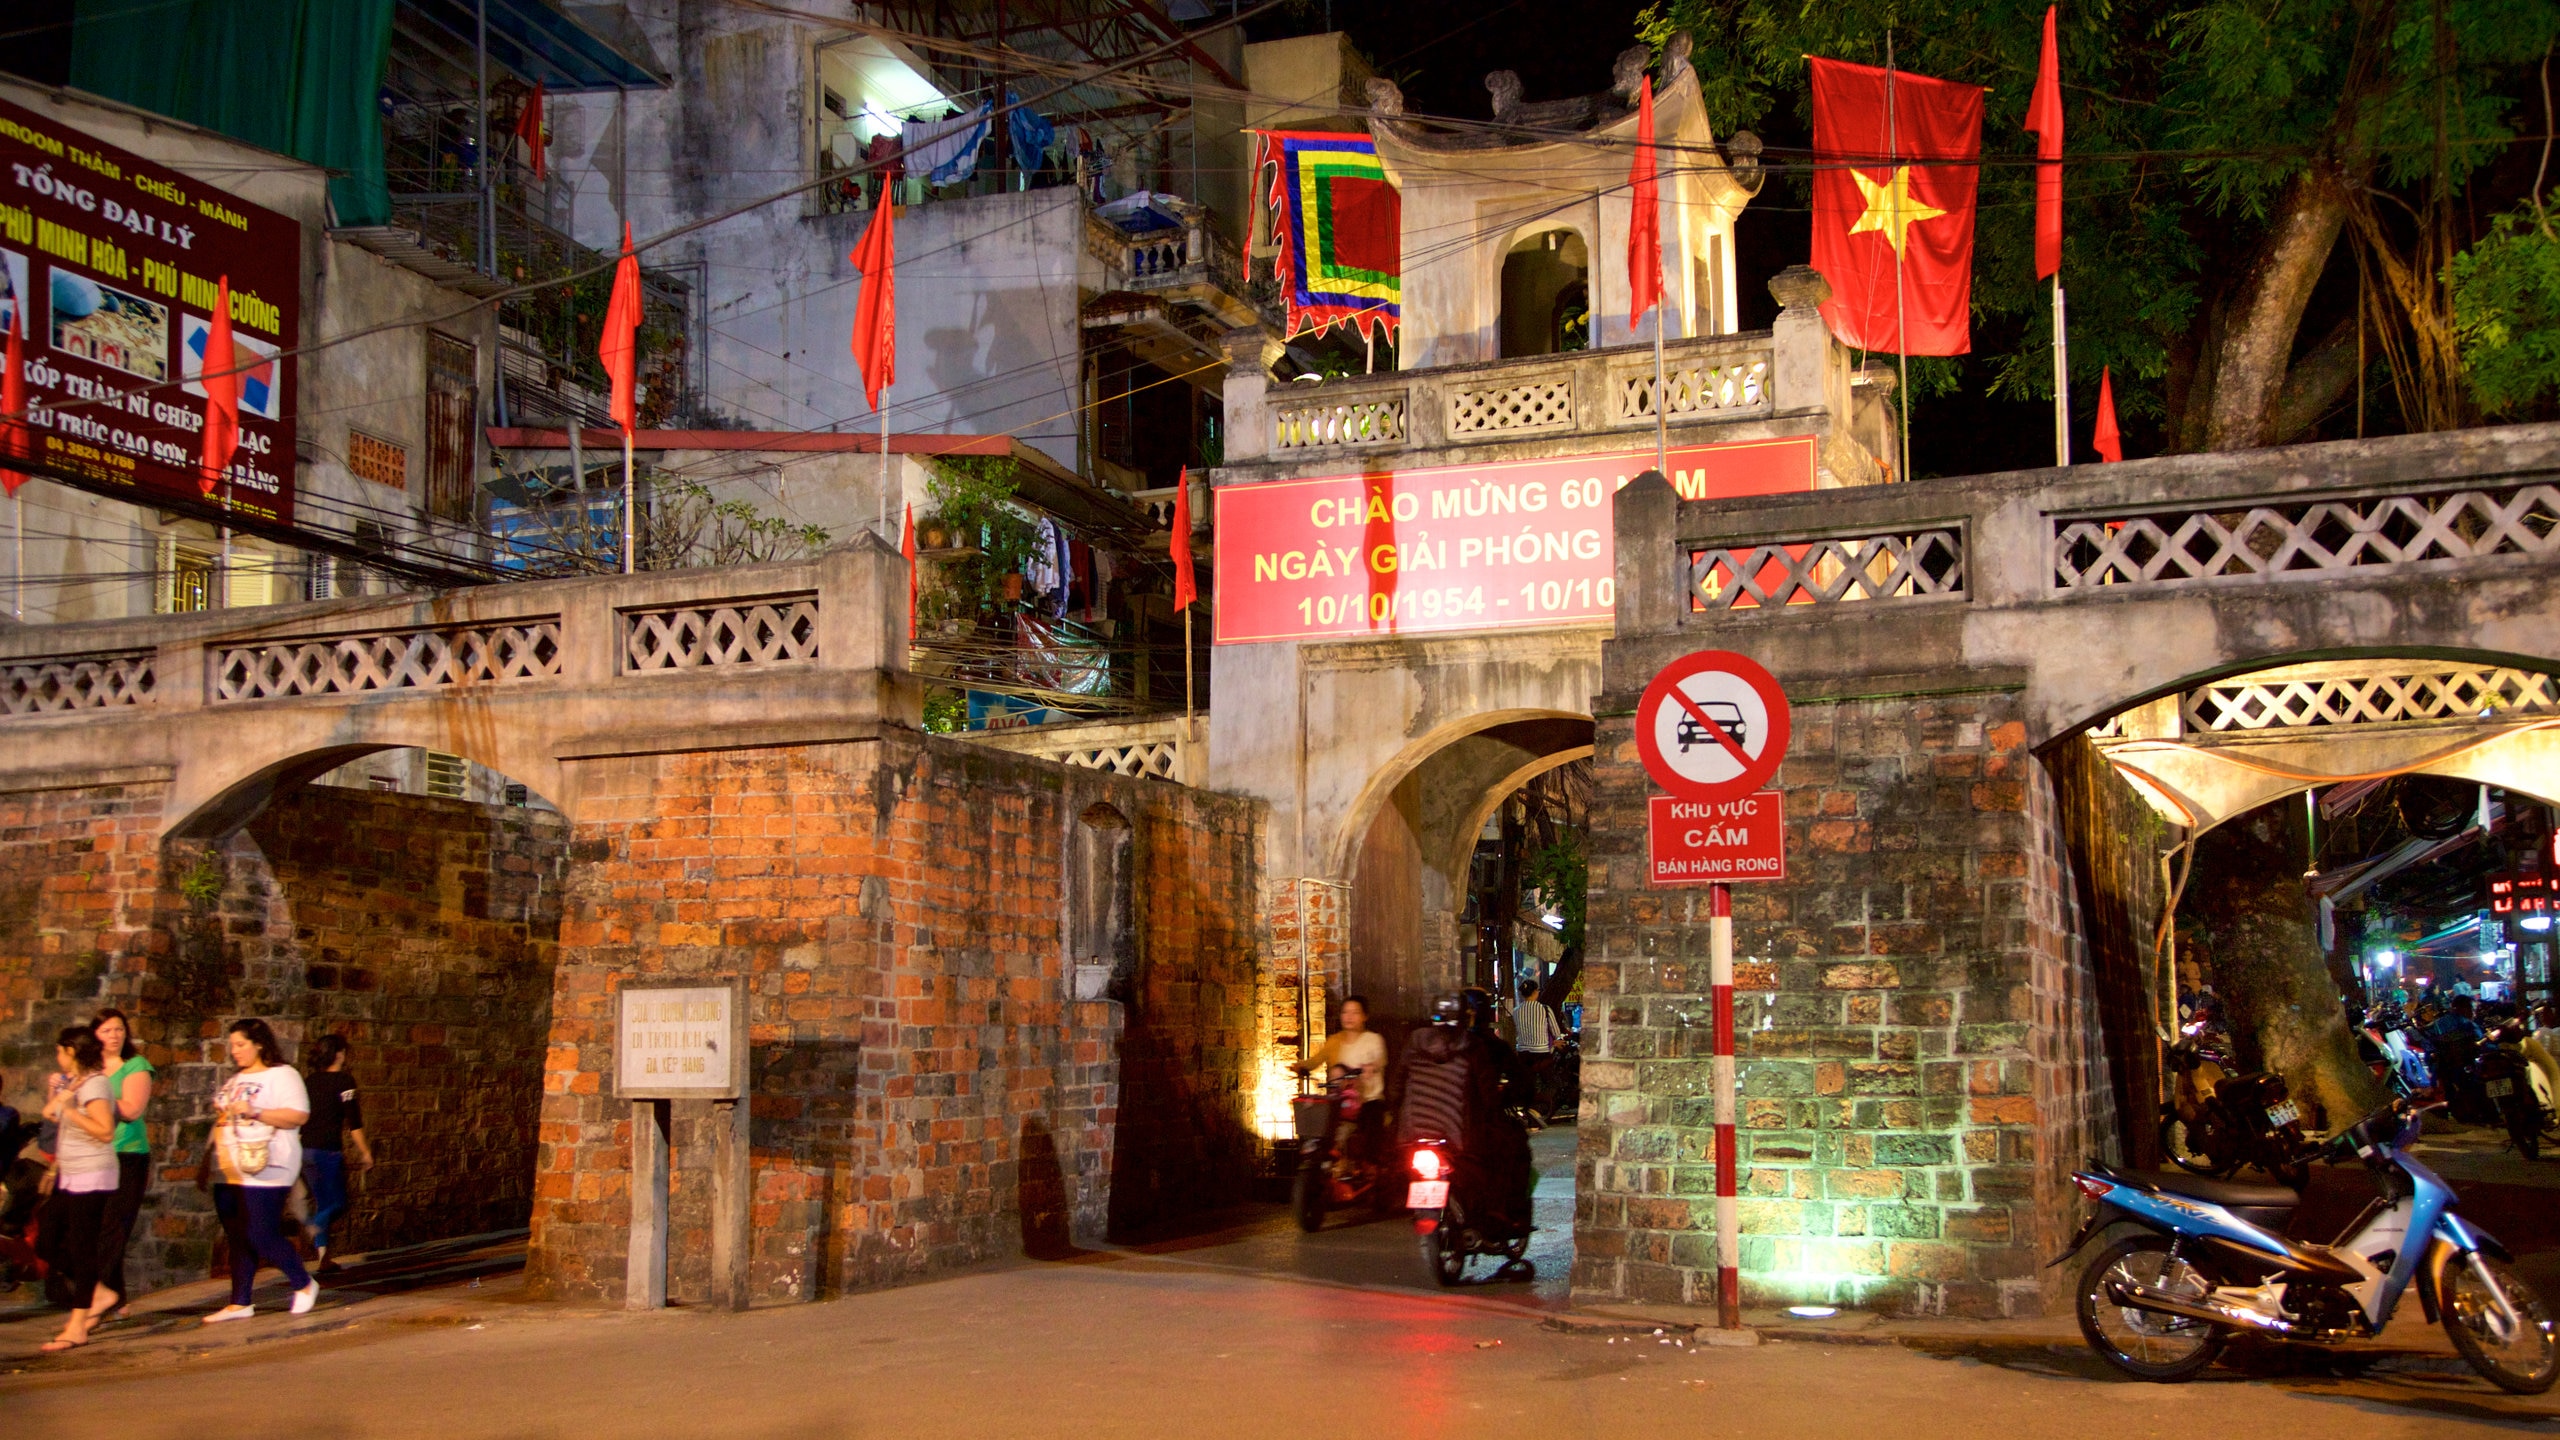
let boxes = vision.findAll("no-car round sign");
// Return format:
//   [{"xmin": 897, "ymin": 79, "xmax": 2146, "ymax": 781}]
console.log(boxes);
[{"xmin": 1635, "ymin": 650, "xmax": 1792, "ymax": 802}]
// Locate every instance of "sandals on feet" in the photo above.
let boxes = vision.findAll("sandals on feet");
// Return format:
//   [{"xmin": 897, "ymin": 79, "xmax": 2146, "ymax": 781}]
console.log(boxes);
[{"xmin": 202, "ymin": 1305, "xmax": 255, "ymax": 1325}]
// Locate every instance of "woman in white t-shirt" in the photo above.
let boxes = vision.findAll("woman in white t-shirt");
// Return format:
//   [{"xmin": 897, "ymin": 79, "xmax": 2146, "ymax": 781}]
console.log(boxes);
[
  {"xmin": 37, "ymin": 1025, "xmax": 119, "ymax": 1352},
  {"xmin": 202, "ymin": 1019, "xmax": 318, "ymax": 1324}
]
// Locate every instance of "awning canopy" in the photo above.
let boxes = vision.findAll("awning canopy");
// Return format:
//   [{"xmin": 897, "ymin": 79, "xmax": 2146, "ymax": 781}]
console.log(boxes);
[{"xmin": 398, "ymin": 0, "xmax": 665, "ymax": 93}]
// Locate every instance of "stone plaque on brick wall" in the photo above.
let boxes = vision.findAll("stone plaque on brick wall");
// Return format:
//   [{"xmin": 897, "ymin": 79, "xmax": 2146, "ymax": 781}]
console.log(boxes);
[{"xmin": 614, "ymin": 981, "xmax": 746, "ymax": 1099}]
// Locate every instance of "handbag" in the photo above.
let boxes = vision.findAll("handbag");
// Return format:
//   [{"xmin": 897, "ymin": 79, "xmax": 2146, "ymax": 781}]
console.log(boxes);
[{"xmin": 229, "ymin": 1118, "xmax": 269, "ymax": 1177}]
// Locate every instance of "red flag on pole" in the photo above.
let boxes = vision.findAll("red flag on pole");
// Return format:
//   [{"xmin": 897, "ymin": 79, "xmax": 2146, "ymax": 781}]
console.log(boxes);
[
  {"xmin": 1809, "ymin": 57, "xmax": 1982, "ymax": 355},
  {"xmin": 199, "ymin": 275, "xmax": 240, "ymax": 495},
  {"xmin": 600, "ymin": 224, "xmax": 643, "ymax": 432},
  {"xmin": 515, "ymin": 82, "xmax": 548, "ymax": 183},
  {"xmin": 900, "ymin": 501, "xmax": 917, "ymax": 638},
  {"xmin": 1169, "ymin": 465, "xmax": 1197, "ymax": 610},
  {"xmin": 1627, "ymin": 75, "xmax": 1662, "ymax": 326},
  {"xmin": 2092, "ymin": 366, "xmax": 2123, "ymax": 462},
  {"xmin": 2026, "ymin": 6, "xmax": 2064, "ymax": 280},
  {"xmin": 849, "ymin": 198, "xmax": 897, "ymax": 411},
  {"xmin": 1, "ymin": 301, "xmax": 27, "ymax": 497}
]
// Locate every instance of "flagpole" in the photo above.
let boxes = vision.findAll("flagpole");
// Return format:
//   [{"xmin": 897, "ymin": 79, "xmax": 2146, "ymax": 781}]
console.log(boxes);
[
  {"xmin": 1888, "ymin": 31, "xmax": 1910, "ymax": 486},
  {"xmin": 12, "ymin": 492, "xmax": 21, "ymax": 622},
  {"xmin": 621, "ymin": 432, "xmax": 635, "ymax": 574},
  {"xmin": 2052, "ymin": 277, "xmax": 2071, "ymax": 466},
  {"xmin": 879, "ymin": 397, "xmax": 891, "ymax": 542},
  {"xmin": 1653, "ymin": 311, "xmax": 1668, "ymax": 475}
]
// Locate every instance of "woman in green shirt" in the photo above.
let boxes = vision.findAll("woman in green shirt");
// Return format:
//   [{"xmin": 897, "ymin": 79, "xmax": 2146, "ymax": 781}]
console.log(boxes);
[{"xmin": 89, "ymin": 1009, "xmax": 152, "ymax": 1315}]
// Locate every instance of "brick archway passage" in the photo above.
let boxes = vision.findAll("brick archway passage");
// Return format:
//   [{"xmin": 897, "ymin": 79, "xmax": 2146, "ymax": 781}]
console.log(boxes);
[
  {"xmin": 1, "ymin": 543, "xmax": 1269, "ymax": 1303},
  {"xmin": 1586, "ymin": 423, "xmax": 2560, "ymax": 1319}
]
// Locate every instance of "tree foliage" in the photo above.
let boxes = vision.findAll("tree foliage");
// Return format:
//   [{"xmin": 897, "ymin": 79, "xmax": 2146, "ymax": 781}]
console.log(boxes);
[
  {"xmin": 1639, "ymin": 0, "xmax": 2560, "ymax": 450},
  {"xmin": 2448, "ymin": 190, "xmax": 2560, "ymax": 412}
]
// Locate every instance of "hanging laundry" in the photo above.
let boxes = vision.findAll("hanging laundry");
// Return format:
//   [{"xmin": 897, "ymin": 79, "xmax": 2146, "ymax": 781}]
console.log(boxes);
[
  {"xmin": 863, "ymin": 132, "xmax": 906, "ymax": 182},
  {"xmin": 1067, "ymin": 538, "xmax": 1096, "ymax": 620},
  {"xmin": 1006, "ymin": 92, "xmax": 1055, "ymax": 177},
  {"xmin": 903, "ymin": 104, "xmax": 991, "ymax": 186},
  {"xmin": 1025, "ymin": 517, "xmax": 1063, "ymax": 605}
]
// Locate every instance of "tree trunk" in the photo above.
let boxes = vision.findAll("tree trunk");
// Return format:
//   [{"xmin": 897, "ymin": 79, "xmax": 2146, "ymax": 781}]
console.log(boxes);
[
  {"xmin": 2271, "ymin": 315, "xmax": 2364, "ymax": 444},
  {"xmin": 2199, "ymin": 169, "xmax": 2352, "ymax": 451},
  {"xmin": 2184, "ymin": 808, "xmax": 2386, "ymax": 1134}
]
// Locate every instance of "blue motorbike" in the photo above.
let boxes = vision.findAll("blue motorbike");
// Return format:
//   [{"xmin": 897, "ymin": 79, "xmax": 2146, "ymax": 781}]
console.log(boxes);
[{"xmin": 2061, "ymin": 1098, "xmax": 2556, "ymax": 1392}]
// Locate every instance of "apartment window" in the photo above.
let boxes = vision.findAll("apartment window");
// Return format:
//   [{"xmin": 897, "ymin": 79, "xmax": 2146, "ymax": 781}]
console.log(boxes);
[
  {"xmin": 157, "ymin": 537, "xmax": 214, "ymax": 613},
  {"xmin": 424, "ymin": 751, "xmax": 468, "ymax": 799},
  {"xmin": 425, "ymin": 333, "xmax": 479, "ymax": 526},
  {"xmin": 349, "ymin": 430, "xmax": 409, "ymax": 490}
]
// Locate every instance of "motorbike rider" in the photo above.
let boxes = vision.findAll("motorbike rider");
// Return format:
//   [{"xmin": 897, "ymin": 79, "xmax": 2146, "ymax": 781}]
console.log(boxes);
[
  {"xmin": 1392, "ymin": 992, "xmax": 1534, "ymax": 1244},
  {"xmin": 1292, "ymin": 995, "xmax": 1387, "ymax": 1169}
]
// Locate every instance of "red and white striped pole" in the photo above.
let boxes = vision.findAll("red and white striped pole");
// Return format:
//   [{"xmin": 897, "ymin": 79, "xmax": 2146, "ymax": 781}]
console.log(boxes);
[{"xmin": 1711, "ymin": 880, "xmax": 1740, "ymax": 1328}]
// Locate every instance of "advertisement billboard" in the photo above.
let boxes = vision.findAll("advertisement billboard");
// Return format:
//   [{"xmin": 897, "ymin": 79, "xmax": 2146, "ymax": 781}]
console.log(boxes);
[
  {"xmin": 1212, "ymin": 434, "xmax": 1813, "ymax": 644},
  {"xmin": 0, "ymin": 95, "xmax": 299, "ymax": 522}
]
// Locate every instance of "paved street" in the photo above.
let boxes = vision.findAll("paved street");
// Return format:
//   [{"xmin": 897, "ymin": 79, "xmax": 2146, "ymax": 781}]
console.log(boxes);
[{"xmin": 5, "ymin": 1126, "xmax": 2552, "ymax": 1438}]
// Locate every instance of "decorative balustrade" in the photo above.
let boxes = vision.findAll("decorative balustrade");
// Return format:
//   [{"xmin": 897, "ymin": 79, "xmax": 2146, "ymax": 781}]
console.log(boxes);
[
  {"xmin": 621, "ymin": 594, "xmax": 821, "ymax": 673},
  {"xmin": 213, "ymin": 619, "xmax": 562, "ymax": 702},
  {"xmin": 2053, "ymin": 478, "xmax": 2560, "ymax": 589},
  {"xmin": 959, "ymin": 714, "xmax": 1199, "ymax": 783},
  {"xmin": 2181, "ymin": 662, "xmax": 2560, "ymax": 733},
  {"xmin": 1446, "ymin": 373, "xmax": 1576, "ymax": 437},
  {"xmin": 1, "ymin": 650, "xmax": 156, "ymax": 715},
  {"xmin": 1238, "ymin": 335, "xmax": 1781, "ymax": 463},
  {"xmin": 1271, "ymin": 391, "xmax": 1408, "ymax": 450},
  {"xmin": 1613, "ymin": 356, "xmax": 1768, "ymax": 423},
  {"xmin": 1688, "ymin": 528, "xmax": 1966, "ymax": 614}
]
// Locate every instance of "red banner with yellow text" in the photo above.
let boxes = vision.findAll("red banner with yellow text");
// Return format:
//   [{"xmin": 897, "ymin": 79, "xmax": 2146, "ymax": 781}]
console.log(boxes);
[{"xmin": 1213, "ymin": 435, "xmax": 1814, "ymax": 644}]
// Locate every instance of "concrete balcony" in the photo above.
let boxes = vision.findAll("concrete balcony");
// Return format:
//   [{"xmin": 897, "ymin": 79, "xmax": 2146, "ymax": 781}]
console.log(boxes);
[{"xmin": 1214, "ymin": 267, "xmax": 1896, "ymax": 488}]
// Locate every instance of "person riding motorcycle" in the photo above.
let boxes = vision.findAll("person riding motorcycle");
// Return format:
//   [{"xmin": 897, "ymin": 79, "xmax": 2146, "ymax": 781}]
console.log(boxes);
[
  {"xmin": 1390, "ymin": 992, "xmax": 1535, "ymax": 1243},
  {"xmin": 1292, "ymin": 995, "xmax": 1388, "ymax": 1174}
]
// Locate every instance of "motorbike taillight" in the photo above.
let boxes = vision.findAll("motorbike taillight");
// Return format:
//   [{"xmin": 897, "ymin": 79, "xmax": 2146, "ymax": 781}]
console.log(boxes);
[
  {"xmin": 1412, "ymin": 1147, "xmax": 1444, "ymax": 1180},
  {"xmin": 2072, "ymin": 1173, "xmax": 2112, "ymax": 1201}
]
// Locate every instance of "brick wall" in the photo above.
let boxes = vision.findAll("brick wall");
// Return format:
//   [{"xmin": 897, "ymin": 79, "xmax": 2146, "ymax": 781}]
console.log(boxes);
[
  {"xmin": 1576, "ymin": 689, "xmax": 2111, "ymax": 1318},
  {"xmin": 1, "ymin": 779, "xmax": 566, "ymax": 1292},
  {"xmin": 526, "ymin": 731, "xmax": 1265, "ymax": 1305}
]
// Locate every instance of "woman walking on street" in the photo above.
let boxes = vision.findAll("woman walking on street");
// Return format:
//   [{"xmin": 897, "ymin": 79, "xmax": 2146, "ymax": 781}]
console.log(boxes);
[
  {"xmin": 300, "ymin": 1034, "xmax": 373, "ymax": 1275},
  {"xmin": 37, "ymin": 1025, "xmax": 119, "ymax": 1352},
  {"xmin": 89, "ymin": 1008, "xmax": 152, "ymax": 1319},
  {"xmin": 203, "ymin": 1019, "xmax": 317, "ymax": 1324}
]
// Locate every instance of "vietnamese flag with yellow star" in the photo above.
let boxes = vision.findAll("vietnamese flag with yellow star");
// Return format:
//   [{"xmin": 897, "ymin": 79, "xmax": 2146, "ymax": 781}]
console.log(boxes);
[{"xmin": 1809, "ymin": 57, "xmax": 1982, "ymax": 356}]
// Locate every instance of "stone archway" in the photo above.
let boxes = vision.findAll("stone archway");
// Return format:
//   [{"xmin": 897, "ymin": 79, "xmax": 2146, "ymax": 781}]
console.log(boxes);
[{"xmin": 1342, "ymin": 714, "xmax": 1594, "ymax": 1028}]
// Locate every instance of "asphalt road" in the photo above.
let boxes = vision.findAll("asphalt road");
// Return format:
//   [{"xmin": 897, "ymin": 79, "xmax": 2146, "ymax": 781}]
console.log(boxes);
[{"xmin": 2, "ymin": 1124, "xmax": 2552, "ymax": 1437}]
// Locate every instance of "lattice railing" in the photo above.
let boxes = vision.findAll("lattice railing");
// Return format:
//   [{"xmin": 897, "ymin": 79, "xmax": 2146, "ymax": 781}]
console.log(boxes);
[
  {"xmin": 2, "ymin": 650, "xmax": 157, "ymax": 715},
  {"xmin": 2053, "ymin": 480, "xmax": 2560, "ymax": 589},
  {"xmin": 214, "ymin": 620, "xmax": 561, "ymax": 701},
  {"xmin": 1615, "ymin": 357, "xmax": 1768, "ymax": 423},
  {"xmin": 622, "ymin": 595, "xmax": 820, "ymax": 673},
  {"xmin": 1446, "ymin": 375, "xmax": 1574, "ymax": 436},
  {"xmin": 2183, "ymin": 664, "xmax": 2560, "ymax": 733},
  {"xmin": 1058, "ymin": 739, "xmax": 1181, "ymax": 780},
  {"xmin": 1689, "ymin": 529, "xmax": 1966, "ymax": 613},
  {"xmin": 1272, "ymin": 393, "xmax": 1407, "ymax": 450}
]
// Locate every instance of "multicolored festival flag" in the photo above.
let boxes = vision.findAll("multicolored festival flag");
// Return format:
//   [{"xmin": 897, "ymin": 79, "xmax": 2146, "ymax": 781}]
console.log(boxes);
[
  {"xmin": 1809, "ymin": 57, "xmax": 1982, "ymax": 356},
  {"xmin": 1255, "ymin": 130, "xmax": 1400, "ymax": 341}
]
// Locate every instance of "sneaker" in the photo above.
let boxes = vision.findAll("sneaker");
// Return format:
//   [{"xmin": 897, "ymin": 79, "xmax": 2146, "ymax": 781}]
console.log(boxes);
[
  {"xmin": 202, "ymin": 1305, "xmax": 255, "ymax": 1325},
  {"xmin": 290, "ymin": 1282, "xmax": 320, "ymax": 1316}
]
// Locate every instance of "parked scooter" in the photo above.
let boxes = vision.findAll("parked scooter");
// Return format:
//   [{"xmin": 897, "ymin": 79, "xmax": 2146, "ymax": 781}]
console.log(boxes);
[
  {"xmin": 2062, "ymin": 1098, "xmax": 2557, "ymax": 1393},
  {"xmin": 2479, "ymin": 1019, "xmax": 2557, "ymax": 1161},
  {"xmin": 1291, "ymin": 1066, "xmax": 1394, "ymax": 1231},
  {"xmin": 2158, "ymin": 1029, "xmax": 2320, "ymax": 1188}
]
